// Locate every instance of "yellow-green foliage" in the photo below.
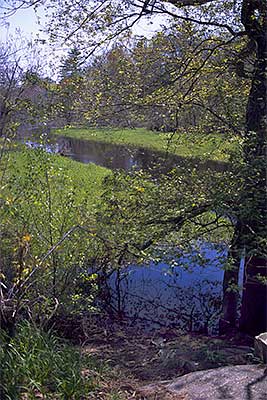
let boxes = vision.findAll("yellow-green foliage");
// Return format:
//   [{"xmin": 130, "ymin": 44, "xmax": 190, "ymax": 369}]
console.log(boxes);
[
  {"xmin": 0, "ymin": 148, "xmax": 110, "ymax": 312},
  {"xmin": 7, "ymin": 147, "xmax": 109, "ymax": 204}
]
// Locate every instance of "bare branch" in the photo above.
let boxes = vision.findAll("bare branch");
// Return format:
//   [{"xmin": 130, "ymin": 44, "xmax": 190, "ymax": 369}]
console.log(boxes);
[{"xmin": 166, "ymin": 0, "xmax": 215, "ymax": 6}]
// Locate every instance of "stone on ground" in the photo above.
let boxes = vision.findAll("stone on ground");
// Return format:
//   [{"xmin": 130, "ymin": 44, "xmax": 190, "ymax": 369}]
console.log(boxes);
[
  {"xmin": 255, "ymin": 332, "xmax": 267, "ymax": 363},
  {"xmin": 138, "ymin": 365, "xmax": 267, "ymax": 400}
]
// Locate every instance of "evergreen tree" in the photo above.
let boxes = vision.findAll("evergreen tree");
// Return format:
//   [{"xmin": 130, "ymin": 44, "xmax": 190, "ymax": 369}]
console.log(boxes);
[
  {"xmin": 58, "ymin": 47, "xmax": 84, "ymax": 125},
  {"xmin": 59, "ymin": 47, "xmax": 82, "ymax": 81}
]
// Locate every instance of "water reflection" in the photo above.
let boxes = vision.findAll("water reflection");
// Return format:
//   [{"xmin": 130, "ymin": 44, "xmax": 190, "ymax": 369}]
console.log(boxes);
[
  {"xmin": 55, "ymin": 135, "xmax": 228, "ymax": 173},
  {"xmin": 104, "ymin": 244, "xmax": 227, "ymax": 333},
  {"xmin": 18, "ymin": 130, "xmax": 227, "ymax": 173},
  {"xmin": 57, "ymin": 136, "xmax": 139, "ymax": 170}
]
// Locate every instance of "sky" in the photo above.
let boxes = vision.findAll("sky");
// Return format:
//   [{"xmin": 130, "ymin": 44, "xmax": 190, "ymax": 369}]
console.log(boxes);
[
  {"xmin": 0, "ymin": 6, "xmax": 69, "ymax": 79},
  {"xmin": 0, "ymin": 4, "xmax": 165, "ymax": 78},
  {"xmin": 1, "ymin": 4, "xmax": 163, "ymax": 42},
  {"xmin": 0, "ymin": 6, "xmax": 43, "ymax": 40}
]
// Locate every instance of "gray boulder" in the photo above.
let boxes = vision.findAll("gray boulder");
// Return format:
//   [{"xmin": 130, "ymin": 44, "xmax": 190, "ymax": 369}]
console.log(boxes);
[
  {"xmin": 168, "ymin": 365, "xmax": 267, "ymax": 400},
  {"xmin": 255, "ymin": 333, "xmax": 267, "ymax": 363},
  {"xmin": 138, "ymin": 365, "xmax": 267, "ymax": 400}
]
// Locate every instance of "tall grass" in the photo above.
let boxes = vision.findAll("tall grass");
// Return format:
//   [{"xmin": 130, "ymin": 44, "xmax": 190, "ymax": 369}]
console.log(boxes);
[
  {"xmin": 0, "ymin": 322, "xmax": 85, "ymax": 399},
  {"xmin": 0, "ymin": 322, "xmax": 127, "ymax": 400}
]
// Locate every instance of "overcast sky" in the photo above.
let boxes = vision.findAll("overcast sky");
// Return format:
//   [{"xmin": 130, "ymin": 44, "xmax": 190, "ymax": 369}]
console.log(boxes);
[
  {"xmin": 0, "ymin": 6, "xmax": 42, "ymax": 40},
  {"xmin": 1, "ymin": 4, "xmax": 164, "ymax": 40},
  {"xmin": 0, "ymin": 5, "xmax": 165, "ymax": 79}
]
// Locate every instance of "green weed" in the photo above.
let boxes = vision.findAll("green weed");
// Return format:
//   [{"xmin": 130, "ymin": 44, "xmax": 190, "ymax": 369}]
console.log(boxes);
[
  {"xmin": 0, "ymin": 322, "xmax": 85, "ymax": 399},
  {"xmin": 0, "ymin": 323, "xmax": 126, "ymax": 400}
]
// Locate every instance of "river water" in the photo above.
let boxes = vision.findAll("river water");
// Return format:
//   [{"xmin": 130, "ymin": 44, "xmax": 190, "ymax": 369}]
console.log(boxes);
[
  {"xmin": 22, "ymin": 132, "xmax": 227, "ymax": 173},
  {"xmin": 20, "ymin": 131, "xmax": 235, "ymax": 333}
]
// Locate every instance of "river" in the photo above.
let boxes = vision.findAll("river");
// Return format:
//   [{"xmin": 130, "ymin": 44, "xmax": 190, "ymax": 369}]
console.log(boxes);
[
  {"xmin": 20, "ymin": 130, "xmax": 236, "ymax": 333},
  {"xmin": 22, "ymin": 132, "xmax": 227, "ymax": 173}
]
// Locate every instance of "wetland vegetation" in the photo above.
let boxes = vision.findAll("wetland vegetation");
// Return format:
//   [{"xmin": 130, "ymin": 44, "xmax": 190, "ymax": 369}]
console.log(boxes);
[{"xmin": 0, "ymin": 0, "xmax": 266, "ymax": 398}]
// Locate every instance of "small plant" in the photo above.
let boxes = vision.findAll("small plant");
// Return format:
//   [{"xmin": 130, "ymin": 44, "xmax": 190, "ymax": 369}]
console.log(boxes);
[
  {"xmin": 203, "ymin": 349, "xmax": 227, "ymax": 364},
  {"xmin": 0, "ymin": 322, "xmax": 86, "ymax": 399}
]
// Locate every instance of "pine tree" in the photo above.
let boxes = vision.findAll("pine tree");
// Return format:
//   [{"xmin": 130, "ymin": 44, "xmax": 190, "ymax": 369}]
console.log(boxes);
[{"xmin": 59, "ymin": 47, "xmax": 82, "ymax": 81}]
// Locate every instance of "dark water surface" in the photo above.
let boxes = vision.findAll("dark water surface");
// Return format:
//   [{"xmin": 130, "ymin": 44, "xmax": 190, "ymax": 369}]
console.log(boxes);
[
  {"xmin": 55, "ymin": 135, "xmax": 228, "ymax": 172},
  {"xmin": 22, "ymin": 132, "xmax": 227, "ymax": 173}
]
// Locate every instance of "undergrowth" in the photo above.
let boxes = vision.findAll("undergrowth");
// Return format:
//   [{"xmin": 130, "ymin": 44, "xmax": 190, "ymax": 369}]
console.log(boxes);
[{"xmin": 0, "ymin": 322, "xmax": 125, "ymax": 400}]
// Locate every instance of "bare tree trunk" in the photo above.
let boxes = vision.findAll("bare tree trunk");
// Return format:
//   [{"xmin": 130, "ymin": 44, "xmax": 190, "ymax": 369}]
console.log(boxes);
[
  {"xmin": 240, "ymin": 257, "xmax": 267, "ymax": 335},
  {"xmin": 220, "ymin": 0, "xmax": 267, "ymax": 336}
]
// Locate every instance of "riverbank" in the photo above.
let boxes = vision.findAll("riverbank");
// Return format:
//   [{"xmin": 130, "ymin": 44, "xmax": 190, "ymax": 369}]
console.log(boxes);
[
  {"xmin": 63, "ymin": 320, "xmax": 258, "ymax": 399},
  {"xmin": 54, "ymin": 127, "xmax": 238, "ymax": 161},
  {"xmin": 1, "ymin": 320, "xmax": 257, "ymax": 400},
  {"xmin": 6, "ymin": 147, "xmax": 110, "ymax": 206}
]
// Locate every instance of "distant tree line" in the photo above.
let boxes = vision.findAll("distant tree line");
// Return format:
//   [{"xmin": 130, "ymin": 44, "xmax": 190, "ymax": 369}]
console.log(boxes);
[{"xmin": 57, "ymin": 28, "xmax": 248, "ymax": 135}]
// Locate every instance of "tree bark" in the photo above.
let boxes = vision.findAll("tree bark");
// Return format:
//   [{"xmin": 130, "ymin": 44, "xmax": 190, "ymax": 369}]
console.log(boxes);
[
  {"xmin": 220, "ymin": 0, "xmax": 267, "ymax": 336},
  {"xmin": 219, "ymin": 222, "xmax": 243, "ymax": 334},
  {"xmin": 238, "ymin": 0, "xmax": 267, "ymax": 335},
  {"xmin": 240, "ymin": 257, "xmax": 267, "ymax": 335}
]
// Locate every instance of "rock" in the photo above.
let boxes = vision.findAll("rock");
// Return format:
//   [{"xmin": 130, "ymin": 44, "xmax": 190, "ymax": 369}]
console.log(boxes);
[
  {"xmin": 138, "ymin": 365, "xmax": 267, "ymax": 400},
  {"xmin": 255, "ymin": 332, "xmax": 267, "ymax": 363},
  {"xmin": 168, "ymin": 365, "xmax": 267, "ymax": 400},
  {"xmin": 158, "ymin": 348, "xmax": 201, "ymax": 373}
]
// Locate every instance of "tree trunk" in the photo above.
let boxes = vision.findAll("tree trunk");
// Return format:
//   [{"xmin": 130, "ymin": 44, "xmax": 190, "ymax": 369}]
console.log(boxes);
[
  {"xmin": 239, "ymin": 256, "xmax": 267, "ymax": 335},
  {"xmin": 238, "ymin": 0, "xmax": 267, "ymax": 335},
  {"xmin": 219, "ymin": 222, "xmax": 243, "ymax": 334}
]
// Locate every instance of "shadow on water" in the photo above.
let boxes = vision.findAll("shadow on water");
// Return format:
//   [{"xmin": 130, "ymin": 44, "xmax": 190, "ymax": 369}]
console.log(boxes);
[
  {"xmin": 106, "ymin": 244, "xmax": 228, "ymax": 333},
  {"xmin": 55, "ymin": 135, "xmax": 228, "ymax": 173},
  {"xmin": 19, "ymin": 131, "xmax": 228, "ymax": 173}
]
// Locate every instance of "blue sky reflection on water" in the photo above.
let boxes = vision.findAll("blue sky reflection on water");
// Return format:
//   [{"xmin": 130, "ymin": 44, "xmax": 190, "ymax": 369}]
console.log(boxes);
[{"xmin": 108, "ymin": 244, "xmax": 230, "ymax": 332}]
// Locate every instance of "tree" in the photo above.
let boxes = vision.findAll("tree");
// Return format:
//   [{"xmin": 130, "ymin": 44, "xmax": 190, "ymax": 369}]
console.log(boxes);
[
  {"xmin": 0, "ymin": 42, "xmax": 24, "ymax": 139},
  {"xmin": 236, "ymin": 0, "xmax": 266, "ymax": 334},
  {"xmin": 57, "ymin": 47, "xmax": 86, "ymax": 125},
  {"xmin": 59, "ymin": 47, "xmax": 82, "ymax": 80},
  {"xmin": 0, "ymin": 37, "xmax": 59, "ymax": 139},
  {"xmin": 1, "ymin": 0, "xmax": 266, "ymax": 335},
  {"xmin": 75, "ymin": 27, "xmax": 247, "ymax": 134}
]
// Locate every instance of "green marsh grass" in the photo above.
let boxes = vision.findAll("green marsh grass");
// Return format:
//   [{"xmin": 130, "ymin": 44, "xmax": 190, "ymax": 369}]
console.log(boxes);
[{"xmin": 5, "ymin": 147, "xmax": 110, "ymax": 211}]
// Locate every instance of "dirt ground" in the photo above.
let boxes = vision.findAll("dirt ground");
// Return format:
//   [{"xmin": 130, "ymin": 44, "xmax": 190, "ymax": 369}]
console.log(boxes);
[{"xmin": 81, "ymin": 323, "xmax": 257, "ymax": 399}]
